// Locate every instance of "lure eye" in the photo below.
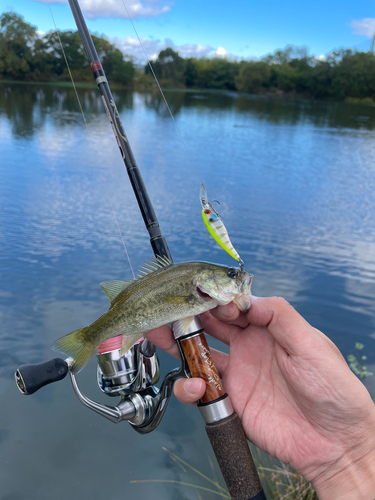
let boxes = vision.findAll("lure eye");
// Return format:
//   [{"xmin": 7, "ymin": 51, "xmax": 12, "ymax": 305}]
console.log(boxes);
[
  {"xmin": 227, "ymin": 269, "xmax": 237, "ymax": 279},
  {"xmin": 204, "ymin": 209, "xmax": 212, "ymax": 215}
]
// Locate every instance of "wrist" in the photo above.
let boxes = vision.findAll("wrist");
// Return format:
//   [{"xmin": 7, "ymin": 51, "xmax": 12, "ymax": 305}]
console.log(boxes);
[{"xmin": 313, "ymin": 433, "xmax": 375, "ymax": 500}]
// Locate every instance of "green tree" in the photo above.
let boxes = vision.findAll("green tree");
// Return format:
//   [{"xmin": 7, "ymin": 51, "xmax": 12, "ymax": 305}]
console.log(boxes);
[
  {"xmin": 92, "ymin": 34, "xmax": 135, "ymax": 84},
  {"xmin": 262, "ymin": 45, "xmax": 309, "ymax": 65},
  {"xmin": 330, "ymin": 50, "xmax": 375, "ymax": 99},
  {"xmin": 235, "ymin": 61, "xmax": 271, "ymax": 93},
  {"xmin": 38, "ymin": 30, "xmax": 88, "ymax": 79},
  {"xmin": 0, "ymin": 12, "xmax": 39, "ymax": 80},
  {"xmin": 0, "ymin": 11, "xmax": 135, "ymax": 84},
  {"xmin": 184, "ymin": 57, "xmax": 197, "ymax": 87},
  {"xmin": 145, "ymin": 48, "xmax": 186, "ymax": 86},
  {"xmin": 205, "ymin": 58, "xmax": 240, "ymax": 90},
  {"xmin": 269, "ymin": 63, "xmax": 299, "ymax": 91},
  {"xmin": 305, "ymin": 59, "xmax": 333, "ymax": 98},
  {"xmin": 190, "ymin": 58, "xmax": 240, "ymax": 90}
]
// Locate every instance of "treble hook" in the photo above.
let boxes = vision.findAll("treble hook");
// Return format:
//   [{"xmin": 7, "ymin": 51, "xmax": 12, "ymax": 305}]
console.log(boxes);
[
  {"xmin": 238, "ymin": 258, "xmax": 245, "ymax": 281},
  {"xmin": 210, "ymin": 200, "xmax": 221, "ymax": 219}
]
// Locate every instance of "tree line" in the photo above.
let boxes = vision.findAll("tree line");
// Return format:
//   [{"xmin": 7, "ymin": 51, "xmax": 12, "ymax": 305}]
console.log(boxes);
[
  {"xmin": 147, "ymin": 46, "xmax": 375, "ymax": 100},
  {"xmin": 2, "ymin": 11, "xmax": 375, "ymax": 101},
  {"xmin": 0, "ymin": 12, "xmax": 135, "ymax": 84}
]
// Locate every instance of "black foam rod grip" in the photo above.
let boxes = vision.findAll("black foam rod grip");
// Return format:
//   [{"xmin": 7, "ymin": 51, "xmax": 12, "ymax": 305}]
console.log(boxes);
[
  {"xmin": 205, "ymin": 413, "xmax": 266, "ymax": 500},
  {"xmin": 15, "ymin": 358, "xmax": 69, "ymax": 395}
]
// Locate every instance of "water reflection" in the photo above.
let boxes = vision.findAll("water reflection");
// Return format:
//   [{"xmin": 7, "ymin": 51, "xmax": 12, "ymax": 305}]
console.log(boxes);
[
  {"xmin": 3, "ymin": 85, "xmax": 375, "ymax": 140},
  {"xmin": 1, "ymin": 83, "xmax": 375, "ymax": 500},
  {"xmin": 1, "ymin": 83, "xmax": 375, "ymax": 348},
  {"xmin": 0, "ymin": 84, "xmax": 136, "ymax": 139}
]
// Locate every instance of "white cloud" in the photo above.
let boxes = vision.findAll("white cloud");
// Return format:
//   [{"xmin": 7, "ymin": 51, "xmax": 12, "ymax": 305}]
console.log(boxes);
[
  {"xmin": 34, "ymin": 0, "xmax": 172, "ymax": 19},
  {"xmin": 71, "ymin": 30, "xmax": 245, "ymax": 62},
  {"xmin": 213, "ymin": 46, "xmax": 227, "ymax": 57},
  {"xmin": 112, "ymin": 35, "xmax": 235, "ymax": 62},
  {"xmin": 176, "ymin": 43, "xmax": 216, "ymax": 58},
  {"xmin": 113, "ymin": 35, "xmax": 165, "ymax": 61},
  {"xmin": 351, "ymin": 18, "xmax": 375, "ymax": 38}
]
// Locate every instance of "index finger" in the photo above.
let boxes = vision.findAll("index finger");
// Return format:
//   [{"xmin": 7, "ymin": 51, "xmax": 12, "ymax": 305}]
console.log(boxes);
[
  {"xmin": 146, "ymin": 324, "xmax": 180, "ymax": 359},
  {"xmin": 247, "ymin": 296, "xmax": 325, "ymax": 356}
]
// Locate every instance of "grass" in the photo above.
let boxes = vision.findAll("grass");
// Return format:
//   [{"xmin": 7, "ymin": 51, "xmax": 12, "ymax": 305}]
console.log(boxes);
[
  {"xmin": 131, "ymin": 446, "xmax": 318, "ymax": 500},
  {"xmin": 251, "ymin": 445, "xmax": 318, "ymax": 500},
  {"xmin": 344, "ymin": 96, "xmax": 375, "ymax": 106},
  {"xmin": 0, "ymin": 78, "xmax": 130, "ymax": 89},
  {"xmin": 347, "ymin": 343, "xmax": 373, "ymax": 379}
]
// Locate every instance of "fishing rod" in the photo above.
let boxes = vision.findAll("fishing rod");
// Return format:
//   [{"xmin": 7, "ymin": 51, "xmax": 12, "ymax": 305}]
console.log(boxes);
[{"xmin": 14, "ymin": 2, "xmax": 266, "ymax": 498}]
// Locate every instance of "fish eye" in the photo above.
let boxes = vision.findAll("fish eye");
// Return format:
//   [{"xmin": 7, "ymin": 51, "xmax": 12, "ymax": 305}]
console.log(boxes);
[{"xmin": 227, "ymin": 269, "xmax": 237, "ymax": 279}]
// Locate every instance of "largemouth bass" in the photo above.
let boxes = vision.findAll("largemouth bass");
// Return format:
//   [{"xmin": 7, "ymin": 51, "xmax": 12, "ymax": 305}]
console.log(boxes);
[{"xmin": 53, "ymin": 258, "xmax": 253, "ymax": 373}]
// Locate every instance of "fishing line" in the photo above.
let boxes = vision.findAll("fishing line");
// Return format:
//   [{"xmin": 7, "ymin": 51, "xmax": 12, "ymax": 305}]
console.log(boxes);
[
  {"xmin": 120, "ymin": 0, "xmax": 203, "ymax": 183},
  {"xmin": 47, "ymin": 2, "xmax": 136, "ymax": 279},
  {"xmin": 120, "ymin": 5, "xmax": 245, "ymax": 268}
]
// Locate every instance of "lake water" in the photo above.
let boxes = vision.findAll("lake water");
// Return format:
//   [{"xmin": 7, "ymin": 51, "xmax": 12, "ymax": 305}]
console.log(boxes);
[{"xmin": 1, "ymin": 83, "xmax": 375, "ymax": 499}]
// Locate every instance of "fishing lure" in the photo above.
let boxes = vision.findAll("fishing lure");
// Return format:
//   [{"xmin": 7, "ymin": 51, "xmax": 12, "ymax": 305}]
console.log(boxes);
[{"xmin": 200, "ymin": 184, "xmax": 244, "ymax": 270}]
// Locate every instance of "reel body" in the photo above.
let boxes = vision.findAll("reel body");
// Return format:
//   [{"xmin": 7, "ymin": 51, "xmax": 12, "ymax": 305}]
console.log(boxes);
[{"xmin": 15, "ymin": 337, "xmax": 185, "ymax": 434}]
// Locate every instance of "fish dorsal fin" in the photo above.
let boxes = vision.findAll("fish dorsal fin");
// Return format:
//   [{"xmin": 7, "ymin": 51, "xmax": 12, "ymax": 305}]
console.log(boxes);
[
  {"xmin": 100, "ymin": 280, "xmax": 133, "ymax": 303},
  {"xmin": 137, "ymin": 255, "xmax": 173, "ymax": 277}
]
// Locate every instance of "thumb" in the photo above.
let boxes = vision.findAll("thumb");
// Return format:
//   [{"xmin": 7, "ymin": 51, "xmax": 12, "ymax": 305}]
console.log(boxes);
[{"xmin": 174, "ymin": 378, "xmax": 206, "ymax": 405}]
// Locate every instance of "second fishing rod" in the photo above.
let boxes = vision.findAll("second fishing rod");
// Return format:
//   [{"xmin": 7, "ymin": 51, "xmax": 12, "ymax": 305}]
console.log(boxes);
[{"xmin": 65, "ymin": 1, "xmax": 266, "ymax": 498}]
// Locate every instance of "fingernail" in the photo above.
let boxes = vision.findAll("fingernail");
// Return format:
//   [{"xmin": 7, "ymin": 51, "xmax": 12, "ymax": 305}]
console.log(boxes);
[
  {"xmin": 217, "ymin": 302, "xmax": 237, "ymax": 318},
  {"xmin": 184, "ymin": 378, "xmax": 205, "ymax": 396}
]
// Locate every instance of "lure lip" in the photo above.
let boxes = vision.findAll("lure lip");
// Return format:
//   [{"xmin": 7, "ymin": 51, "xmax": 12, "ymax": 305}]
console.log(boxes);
[{"xmin": 200, "ymin": 183, "xmax": 210, "ymax": 209}]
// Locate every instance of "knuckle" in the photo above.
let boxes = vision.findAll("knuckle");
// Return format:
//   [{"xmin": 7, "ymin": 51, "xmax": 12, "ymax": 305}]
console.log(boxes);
[{"xmin": 272, "ymin": 296, "xmax": 291, "ymax": 311}]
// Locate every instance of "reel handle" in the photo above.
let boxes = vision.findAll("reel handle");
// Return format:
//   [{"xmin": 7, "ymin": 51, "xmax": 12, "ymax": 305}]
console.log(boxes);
[{"xmin": 15, "ymin": 358, "xmax": 69, "ymax": 395}]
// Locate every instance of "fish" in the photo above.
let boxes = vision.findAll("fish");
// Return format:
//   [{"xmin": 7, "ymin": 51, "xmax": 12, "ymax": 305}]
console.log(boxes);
[{"xmin": 52, "ymin": 257, "xmax": 253, "ymax": 373}]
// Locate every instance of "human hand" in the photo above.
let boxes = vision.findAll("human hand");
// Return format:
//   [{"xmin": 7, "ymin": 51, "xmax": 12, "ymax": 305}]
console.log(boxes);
[{"xmin": 147, "ymin": 297, "xmax": 375, "ymax": 500}]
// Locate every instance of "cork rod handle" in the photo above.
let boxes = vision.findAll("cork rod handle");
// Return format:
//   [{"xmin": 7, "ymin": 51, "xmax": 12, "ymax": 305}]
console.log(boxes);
[{"xmin": 206, "ymin": 414, "xmax": 266, "ymax": 500}]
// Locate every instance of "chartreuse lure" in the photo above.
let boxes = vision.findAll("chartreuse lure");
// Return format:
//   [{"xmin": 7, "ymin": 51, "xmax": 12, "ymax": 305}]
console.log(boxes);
[{"xmin": 200, "ymin": 184, "xmax": 244, "ymax": 268}]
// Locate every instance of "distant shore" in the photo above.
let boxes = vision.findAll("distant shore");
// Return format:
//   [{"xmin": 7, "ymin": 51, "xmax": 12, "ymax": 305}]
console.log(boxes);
[{"xmin": 2, "ymin": 79, "xmax": 375, "ymax": 107}]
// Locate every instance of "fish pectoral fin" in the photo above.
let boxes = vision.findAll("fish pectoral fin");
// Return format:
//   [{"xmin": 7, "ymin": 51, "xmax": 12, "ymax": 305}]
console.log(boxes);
[
  {"xmin": 119, "ymin": 333, "xmax": 145, "ymax": 356},
  {"xmin": 172, "ymin": 316, "xmax": 195, "ymax": 338},
  {"xmin": 162, "ymin": 295, "xmax": 192, "ymax": 305},
  {"xmin": 100, "ymin": 280, "xmax": 133, "ymax": 303}
]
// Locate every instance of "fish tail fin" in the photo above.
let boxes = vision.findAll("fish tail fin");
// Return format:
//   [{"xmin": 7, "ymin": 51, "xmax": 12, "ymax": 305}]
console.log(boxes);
[{"xmin": 52, "ymin": 326, "xmax": 95, "ymax": 374}]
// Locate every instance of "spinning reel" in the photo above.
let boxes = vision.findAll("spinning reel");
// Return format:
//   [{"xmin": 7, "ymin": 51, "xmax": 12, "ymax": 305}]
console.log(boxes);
[{"xmin": 15, "ymin": 333, "xmax": 191, "ymax": 434}]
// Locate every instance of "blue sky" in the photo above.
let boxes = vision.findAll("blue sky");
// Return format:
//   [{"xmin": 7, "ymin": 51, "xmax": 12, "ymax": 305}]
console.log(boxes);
[{"xmin": 2, "ymin": 0, "xmax": 375, "ymax": 61}]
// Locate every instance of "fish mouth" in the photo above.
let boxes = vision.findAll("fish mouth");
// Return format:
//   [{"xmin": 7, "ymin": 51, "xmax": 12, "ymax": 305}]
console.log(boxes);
[
  {"xmin": 240, "ymin": 273, "xmax": 254, "ymax": 294},
  {"xmin": 234, "ymin": 294, "xmax": 252, "ymax": 313},
  {"xmin": 196, "ymin": 286, "xmax": 215, "ymax": 302}
]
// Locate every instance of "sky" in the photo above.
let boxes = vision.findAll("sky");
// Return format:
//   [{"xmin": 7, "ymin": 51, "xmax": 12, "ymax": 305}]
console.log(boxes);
[{"xmin": 2, "ymin": 0, "xmax": 375, "ymax": 62}]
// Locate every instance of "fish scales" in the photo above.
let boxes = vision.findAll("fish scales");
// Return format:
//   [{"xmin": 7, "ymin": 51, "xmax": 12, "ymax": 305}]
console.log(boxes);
[
  {"xmin": 52, "ymin": 259, "xmax": 253, "ymax": 373},
  {"xmin": 100, "ymin": 263, "xmax": 213, "ymax": 336}
]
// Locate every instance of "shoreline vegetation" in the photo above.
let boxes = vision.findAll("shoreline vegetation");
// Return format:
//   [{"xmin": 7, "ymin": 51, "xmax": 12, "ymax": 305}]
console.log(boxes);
[{"xmin": 2, "ymin": 11, "xmax": 375, "ymax": 107}]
